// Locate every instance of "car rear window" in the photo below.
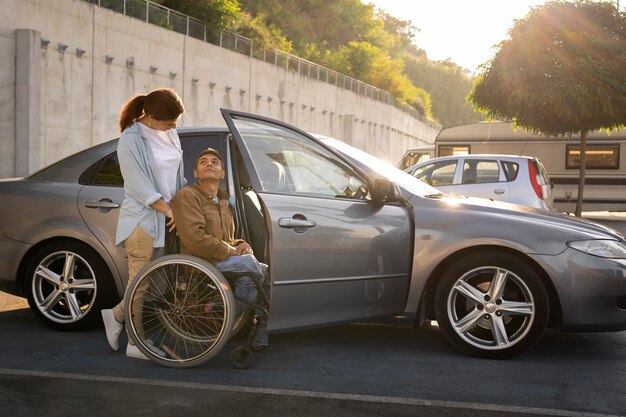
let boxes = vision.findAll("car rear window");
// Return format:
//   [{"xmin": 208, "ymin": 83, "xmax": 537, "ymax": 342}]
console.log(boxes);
[{"xmin": 501, "ymin": 161, "xmax": 519, "ymax": 182}]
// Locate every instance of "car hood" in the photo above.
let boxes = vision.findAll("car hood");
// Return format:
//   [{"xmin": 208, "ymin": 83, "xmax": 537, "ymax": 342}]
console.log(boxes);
[{"xmin": 406, "ymin": 193, "xmax": 624, "ymax": 256}]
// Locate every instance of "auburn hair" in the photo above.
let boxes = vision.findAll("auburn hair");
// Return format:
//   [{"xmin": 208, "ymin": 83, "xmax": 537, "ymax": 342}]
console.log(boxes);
[{"xmin": 118, "ymin": 88, "xmax": 185, "ymax": 132}]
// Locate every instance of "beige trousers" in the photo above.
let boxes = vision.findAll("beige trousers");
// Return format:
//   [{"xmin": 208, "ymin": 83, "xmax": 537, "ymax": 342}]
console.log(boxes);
[{"xmin": 112, "ymin": 226, "xmax": 154, "ymax": 328}]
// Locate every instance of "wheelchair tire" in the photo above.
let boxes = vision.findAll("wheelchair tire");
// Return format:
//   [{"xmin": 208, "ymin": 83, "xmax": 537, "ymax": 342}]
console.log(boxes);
[
  {"xmin": 124, "ymin": 254, "xmax": 236, "ymax": 368},
  {"xmin": 230, "ymin": 346, "xmax": 253, "ymax": 369}
]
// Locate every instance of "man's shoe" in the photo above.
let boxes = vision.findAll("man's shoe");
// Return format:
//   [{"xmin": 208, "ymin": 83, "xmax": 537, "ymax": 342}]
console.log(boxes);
[
  {"xmin": 252, "ymin": 320, "xmax": 268, "ymax": 350},
  {"xmin": 101, "ymin": 309, "xmax": 123, "ymax": 351},
  {"xmin": 126, "ymin": 343, "xmax": 149, "ymax": 360}
]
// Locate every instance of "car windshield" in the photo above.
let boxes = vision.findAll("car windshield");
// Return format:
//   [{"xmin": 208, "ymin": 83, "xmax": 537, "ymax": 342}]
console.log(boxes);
[{"xmin": 320, "ymin": 136, "xmax": 442, "ymax": 197}]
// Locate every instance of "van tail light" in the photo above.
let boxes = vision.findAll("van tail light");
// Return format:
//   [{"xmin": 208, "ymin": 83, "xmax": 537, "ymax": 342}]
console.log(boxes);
[{"xmin": 528, "ymin": 160, "xmax": 544, "ymax": 200}]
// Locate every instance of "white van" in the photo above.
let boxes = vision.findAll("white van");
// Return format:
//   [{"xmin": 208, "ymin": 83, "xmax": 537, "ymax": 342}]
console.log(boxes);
[{"xmin": 400, "ymin": 122, "xmax": 626, "ymax": 212}]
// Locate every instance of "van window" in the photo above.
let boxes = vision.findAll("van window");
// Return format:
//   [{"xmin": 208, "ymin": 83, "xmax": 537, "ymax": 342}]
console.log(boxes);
[
  {"xmin": 566, "ymin": 144, "xmax": 620, "ymax": 169},
  {"xmin": 439, "ymin": 145, "xmax": 470, "ymax": 157}
]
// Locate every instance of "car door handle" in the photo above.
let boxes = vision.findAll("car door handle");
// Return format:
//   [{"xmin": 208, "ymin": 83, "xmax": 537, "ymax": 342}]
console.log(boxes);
[
  {"xmin": 85, "ymin": 199, "xmax": 120, "ymax": 212},
  {"xmin": 494, "ymin": 189, "xmax": 505, "ymax": 195},
  {"xmin": 278, "ymin": 217, "xmax": 317, "ymax": 233}
]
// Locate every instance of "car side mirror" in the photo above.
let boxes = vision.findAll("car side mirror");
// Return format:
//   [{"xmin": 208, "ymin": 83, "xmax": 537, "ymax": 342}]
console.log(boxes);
[{"xmin": 371, "ymin": 179, "xmax": 402, "ymax": 203}]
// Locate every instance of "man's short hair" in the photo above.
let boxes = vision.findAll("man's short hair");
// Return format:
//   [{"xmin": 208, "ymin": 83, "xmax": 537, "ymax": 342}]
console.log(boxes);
[{"xmin": 195, "ymin": 148, "xmax": 222, "ymax": 166}]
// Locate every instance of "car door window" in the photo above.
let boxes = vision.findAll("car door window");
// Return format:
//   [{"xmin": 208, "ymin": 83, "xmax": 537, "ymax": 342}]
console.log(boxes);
[
  {"xmin": 463, "ymin": 160, "xmax": 500, "ymax": 184},
  {"xmin": 412, "ymin": 160, "xmax": 457, "ymax": 186},
  {"xmin": 228, "ymin": 118, "xmax": 369, "ymax": 199},
  {"xmin": 93, "ymin": 154, "xmax": 123, "ymax": 186},
  {"xmin": 78, "ymin": 153, "xmax": 124, "ymax": 186},
  {"xmin": 179, "ymin": 133, "xmax": 224, "ymax": 186}
]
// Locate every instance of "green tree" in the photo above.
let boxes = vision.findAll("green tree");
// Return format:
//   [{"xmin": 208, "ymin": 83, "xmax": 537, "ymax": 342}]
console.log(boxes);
[
  {"xmin": 238, "ymin": 0, "xmax": 377, "ymax": 50},
  {"xmin": 322, "ymin": 41, "xmax": 433, "ymax": 119},
  {"xmin": 468, "ymin": 0, "xmax": 626, "ymax": 216},
  {"xmin": 233, "ymin": 12, "xmax": 293, "ymax": 52},
  {"xmin": 405, "ymin": 56, "xmax": 484, "ymax": 127},
  {"xmin": 156, "ymin": 0, "xmax": 241, "ymax": 30}
]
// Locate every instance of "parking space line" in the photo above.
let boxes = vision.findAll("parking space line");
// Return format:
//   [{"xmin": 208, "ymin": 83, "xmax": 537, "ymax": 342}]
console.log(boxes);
[{"xmin": 0, "ymin": 367, "xmax": 617, "ymax": 417}]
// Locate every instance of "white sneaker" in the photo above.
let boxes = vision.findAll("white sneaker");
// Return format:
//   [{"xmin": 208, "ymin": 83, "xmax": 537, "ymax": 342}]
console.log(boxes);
[
  {"xmin": 126, "ymin": 343, "xmax": 149, "ymax": 360},
  {"xmin": 101, "ymin": 309, "xmax": 123, "ymax": 351}
]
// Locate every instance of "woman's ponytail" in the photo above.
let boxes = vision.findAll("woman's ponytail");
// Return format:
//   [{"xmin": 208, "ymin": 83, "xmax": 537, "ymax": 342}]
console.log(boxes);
[
  {"xmin": 118, "ymin": 88, "xmax": 184, "ymax": 132},
  {"xmin": 119, "ymin": 95, "xmax": 146, "ymax": 132}
]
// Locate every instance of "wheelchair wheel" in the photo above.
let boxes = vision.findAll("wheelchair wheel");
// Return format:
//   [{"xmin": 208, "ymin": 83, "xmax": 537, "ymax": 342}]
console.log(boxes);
[
  {"xmin": 230, "ymin": 307, "xmax": 252, "ymax": 338},
  {"xmin": 124, "ymin": 254, "xmax": 235, "ymax": 368},
  {"xmin": 230, "ymin": 346, "xmax": 253, "ymax": 369}
]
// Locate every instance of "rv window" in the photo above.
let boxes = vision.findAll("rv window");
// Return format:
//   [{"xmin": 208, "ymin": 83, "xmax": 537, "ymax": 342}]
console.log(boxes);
[
  {"xmin": 399, "ymin": 151, "xmax": 431, "ymax": 170},
  {"xmin": 566, "ymin": 144, "xmax": 620, "ymax": 169},
  {"xmin": 439, "ymin": 145, "xmax": 470, "ymax": 157}
]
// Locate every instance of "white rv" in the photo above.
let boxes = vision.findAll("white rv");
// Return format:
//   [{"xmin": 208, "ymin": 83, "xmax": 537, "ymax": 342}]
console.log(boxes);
[{"xmin": 420, "ymin": 122, "xmax": 626, "ymax": 212}]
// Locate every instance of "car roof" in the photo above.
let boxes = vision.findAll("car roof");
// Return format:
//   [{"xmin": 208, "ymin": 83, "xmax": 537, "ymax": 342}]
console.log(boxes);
[
  {"xmin": 406, "ymin": 154, "xmax": 539, "ymax": 172},
  {"xmin": 177, "ymin": 126, "xmax": 229, "ymax": 134},
  {"xmin": 419, "ymin": 154, "xmax": 536, "ymax": 163}
]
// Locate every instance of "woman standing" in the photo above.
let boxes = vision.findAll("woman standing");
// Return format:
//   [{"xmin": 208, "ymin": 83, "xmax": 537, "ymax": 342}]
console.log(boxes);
[{"xmin": 101, "ymin": 88, "xmax": 185, "ymax": 360}]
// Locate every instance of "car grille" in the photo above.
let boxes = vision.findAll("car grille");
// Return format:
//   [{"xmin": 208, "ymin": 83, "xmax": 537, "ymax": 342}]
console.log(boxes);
[{"xmin": 617, "ymin": 295, "xmax": 626, "ymax": 310}]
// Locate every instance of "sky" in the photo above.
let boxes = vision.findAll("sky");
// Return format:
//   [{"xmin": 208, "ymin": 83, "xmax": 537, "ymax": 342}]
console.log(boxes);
[{"xmin": 366, "ymin": 0, "xmax": 550, "ymax": 73}]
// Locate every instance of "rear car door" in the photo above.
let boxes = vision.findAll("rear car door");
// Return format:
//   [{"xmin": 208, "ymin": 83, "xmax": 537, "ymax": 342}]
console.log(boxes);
[
  {"xmin": 221, "ymin": 110, "xmax": 413, "ymax": 332},
  {"xmin": 77, "ymin": 132, "xmax": 227, "ymax": 288},
  {"xmin": 76, "ymin": 152, "xmax": 128, "ymax": 283},
  {"xmin": 455, "ymin": 157, "xmax": 511, "ymax": 202}
]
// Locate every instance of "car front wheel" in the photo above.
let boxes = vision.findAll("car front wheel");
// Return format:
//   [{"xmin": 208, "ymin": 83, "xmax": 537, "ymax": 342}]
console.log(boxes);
[
  {"xmin": 435, "ymin": 251, "xmax": 549, "ymax": 359},
  {"xmin": 25, "ymin": 240, "xmax": 116, "ymax": 330}
]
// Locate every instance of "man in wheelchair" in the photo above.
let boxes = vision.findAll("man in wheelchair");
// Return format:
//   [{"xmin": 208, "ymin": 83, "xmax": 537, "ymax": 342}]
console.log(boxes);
[{"xmin": 171, "ymin": 148, "xmax": 270, "ymax": 348}]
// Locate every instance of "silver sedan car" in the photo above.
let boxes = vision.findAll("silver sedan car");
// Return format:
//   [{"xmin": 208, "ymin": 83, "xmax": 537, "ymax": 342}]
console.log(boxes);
[{"xmin": 0, "ymin": 109, "xmax": 625, "ymax": 359}]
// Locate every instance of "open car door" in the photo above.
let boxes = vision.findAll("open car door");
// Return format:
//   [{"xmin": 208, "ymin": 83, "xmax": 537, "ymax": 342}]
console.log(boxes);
[{"xmin": 221, "ymin": 109, "xmax": 413, "ymax": 332}]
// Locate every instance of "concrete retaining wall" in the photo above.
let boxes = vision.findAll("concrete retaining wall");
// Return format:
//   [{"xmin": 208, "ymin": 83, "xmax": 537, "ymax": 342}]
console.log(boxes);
[{"xmin": 0, "ymin": 0, "xmax": 440, "ymax": 178}]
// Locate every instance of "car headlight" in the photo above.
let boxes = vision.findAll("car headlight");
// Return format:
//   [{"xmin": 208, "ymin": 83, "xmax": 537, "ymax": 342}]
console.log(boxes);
[{"xmin": 567, "ymin": 240, "xmax": 626, "ymax": 258}]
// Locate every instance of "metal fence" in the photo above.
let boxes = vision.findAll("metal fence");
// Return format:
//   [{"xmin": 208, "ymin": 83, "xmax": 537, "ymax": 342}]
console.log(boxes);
[{"xmin": 87, "ymin": 0, "xmax": 430, "ymax": 123}]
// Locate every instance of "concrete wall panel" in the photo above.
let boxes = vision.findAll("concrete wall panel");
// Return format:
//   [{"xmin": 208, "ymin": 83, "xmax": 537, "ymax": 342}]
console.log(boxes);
[{"xmin": 1, "ymin": 0, "xmax": 439, "ymax": 177}]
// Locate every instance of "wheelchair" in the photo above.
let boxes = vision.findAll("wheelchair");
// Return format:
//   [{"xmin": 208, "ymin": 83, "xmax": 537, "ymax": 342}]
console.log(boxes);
[{"xmin": 123, "ymin": 254, "xmax": 270, "ymax": 369}]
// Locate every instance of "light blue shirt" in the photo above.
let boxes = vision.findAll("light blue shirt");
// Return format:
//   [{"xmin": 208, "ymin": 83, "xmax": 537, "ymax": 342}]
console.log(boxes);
[{"xmin": 115, "ymin": 122, "xmax": 186, "ymax": 247}]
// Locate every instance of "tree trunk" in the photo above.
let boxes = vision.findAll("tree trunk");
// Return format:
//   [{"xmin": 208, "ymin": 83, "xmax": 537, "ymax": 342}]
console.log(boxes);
[{"xmin": 574, "ymin": 131, "xmax": 588, "ymax": 217}]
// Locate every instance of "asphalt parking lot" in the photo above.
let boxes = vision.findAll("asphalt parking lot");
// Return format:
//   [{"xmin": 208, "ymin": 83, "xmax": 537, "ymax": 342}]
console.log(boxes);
[{"xmin": 1, "ymin": 211, "xmax": 625, "ymax": 417}]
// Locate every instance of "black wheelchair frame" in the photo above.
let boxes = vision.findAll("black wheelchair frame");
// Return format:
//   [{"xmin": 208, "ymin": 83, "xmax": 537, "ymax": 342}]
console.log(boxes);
[{"xmin": 123, "ymin": 254, "xmax": 270, "ymax": 369}]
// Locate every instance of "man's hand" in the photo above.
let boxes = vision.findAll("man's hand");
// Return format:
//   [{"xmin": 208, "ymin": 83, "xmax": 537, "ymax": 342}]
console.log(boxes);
[{"xmin": 234, "ymin": 242, "xmax": 253, "ymax": 256}]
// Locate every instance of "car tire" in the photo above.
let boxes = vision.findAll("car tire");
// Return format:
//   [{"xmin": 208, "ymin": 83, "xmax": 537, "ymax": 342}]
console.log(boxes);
[
  {"xmin": 434, "ymin": 251, "xmax": 549, "ymax": 359},
  {"xmin": 25, "ymin": 240, "xmax": 116, "ymax": 331}
]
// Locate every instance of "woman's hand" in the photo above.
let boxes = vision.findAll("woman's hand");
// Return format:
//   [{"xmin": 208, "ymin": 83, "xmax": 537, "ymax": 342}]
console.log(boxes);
[{"xmin": 166, "ymin": 209, "xmax": 176, "ymax": 232}]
